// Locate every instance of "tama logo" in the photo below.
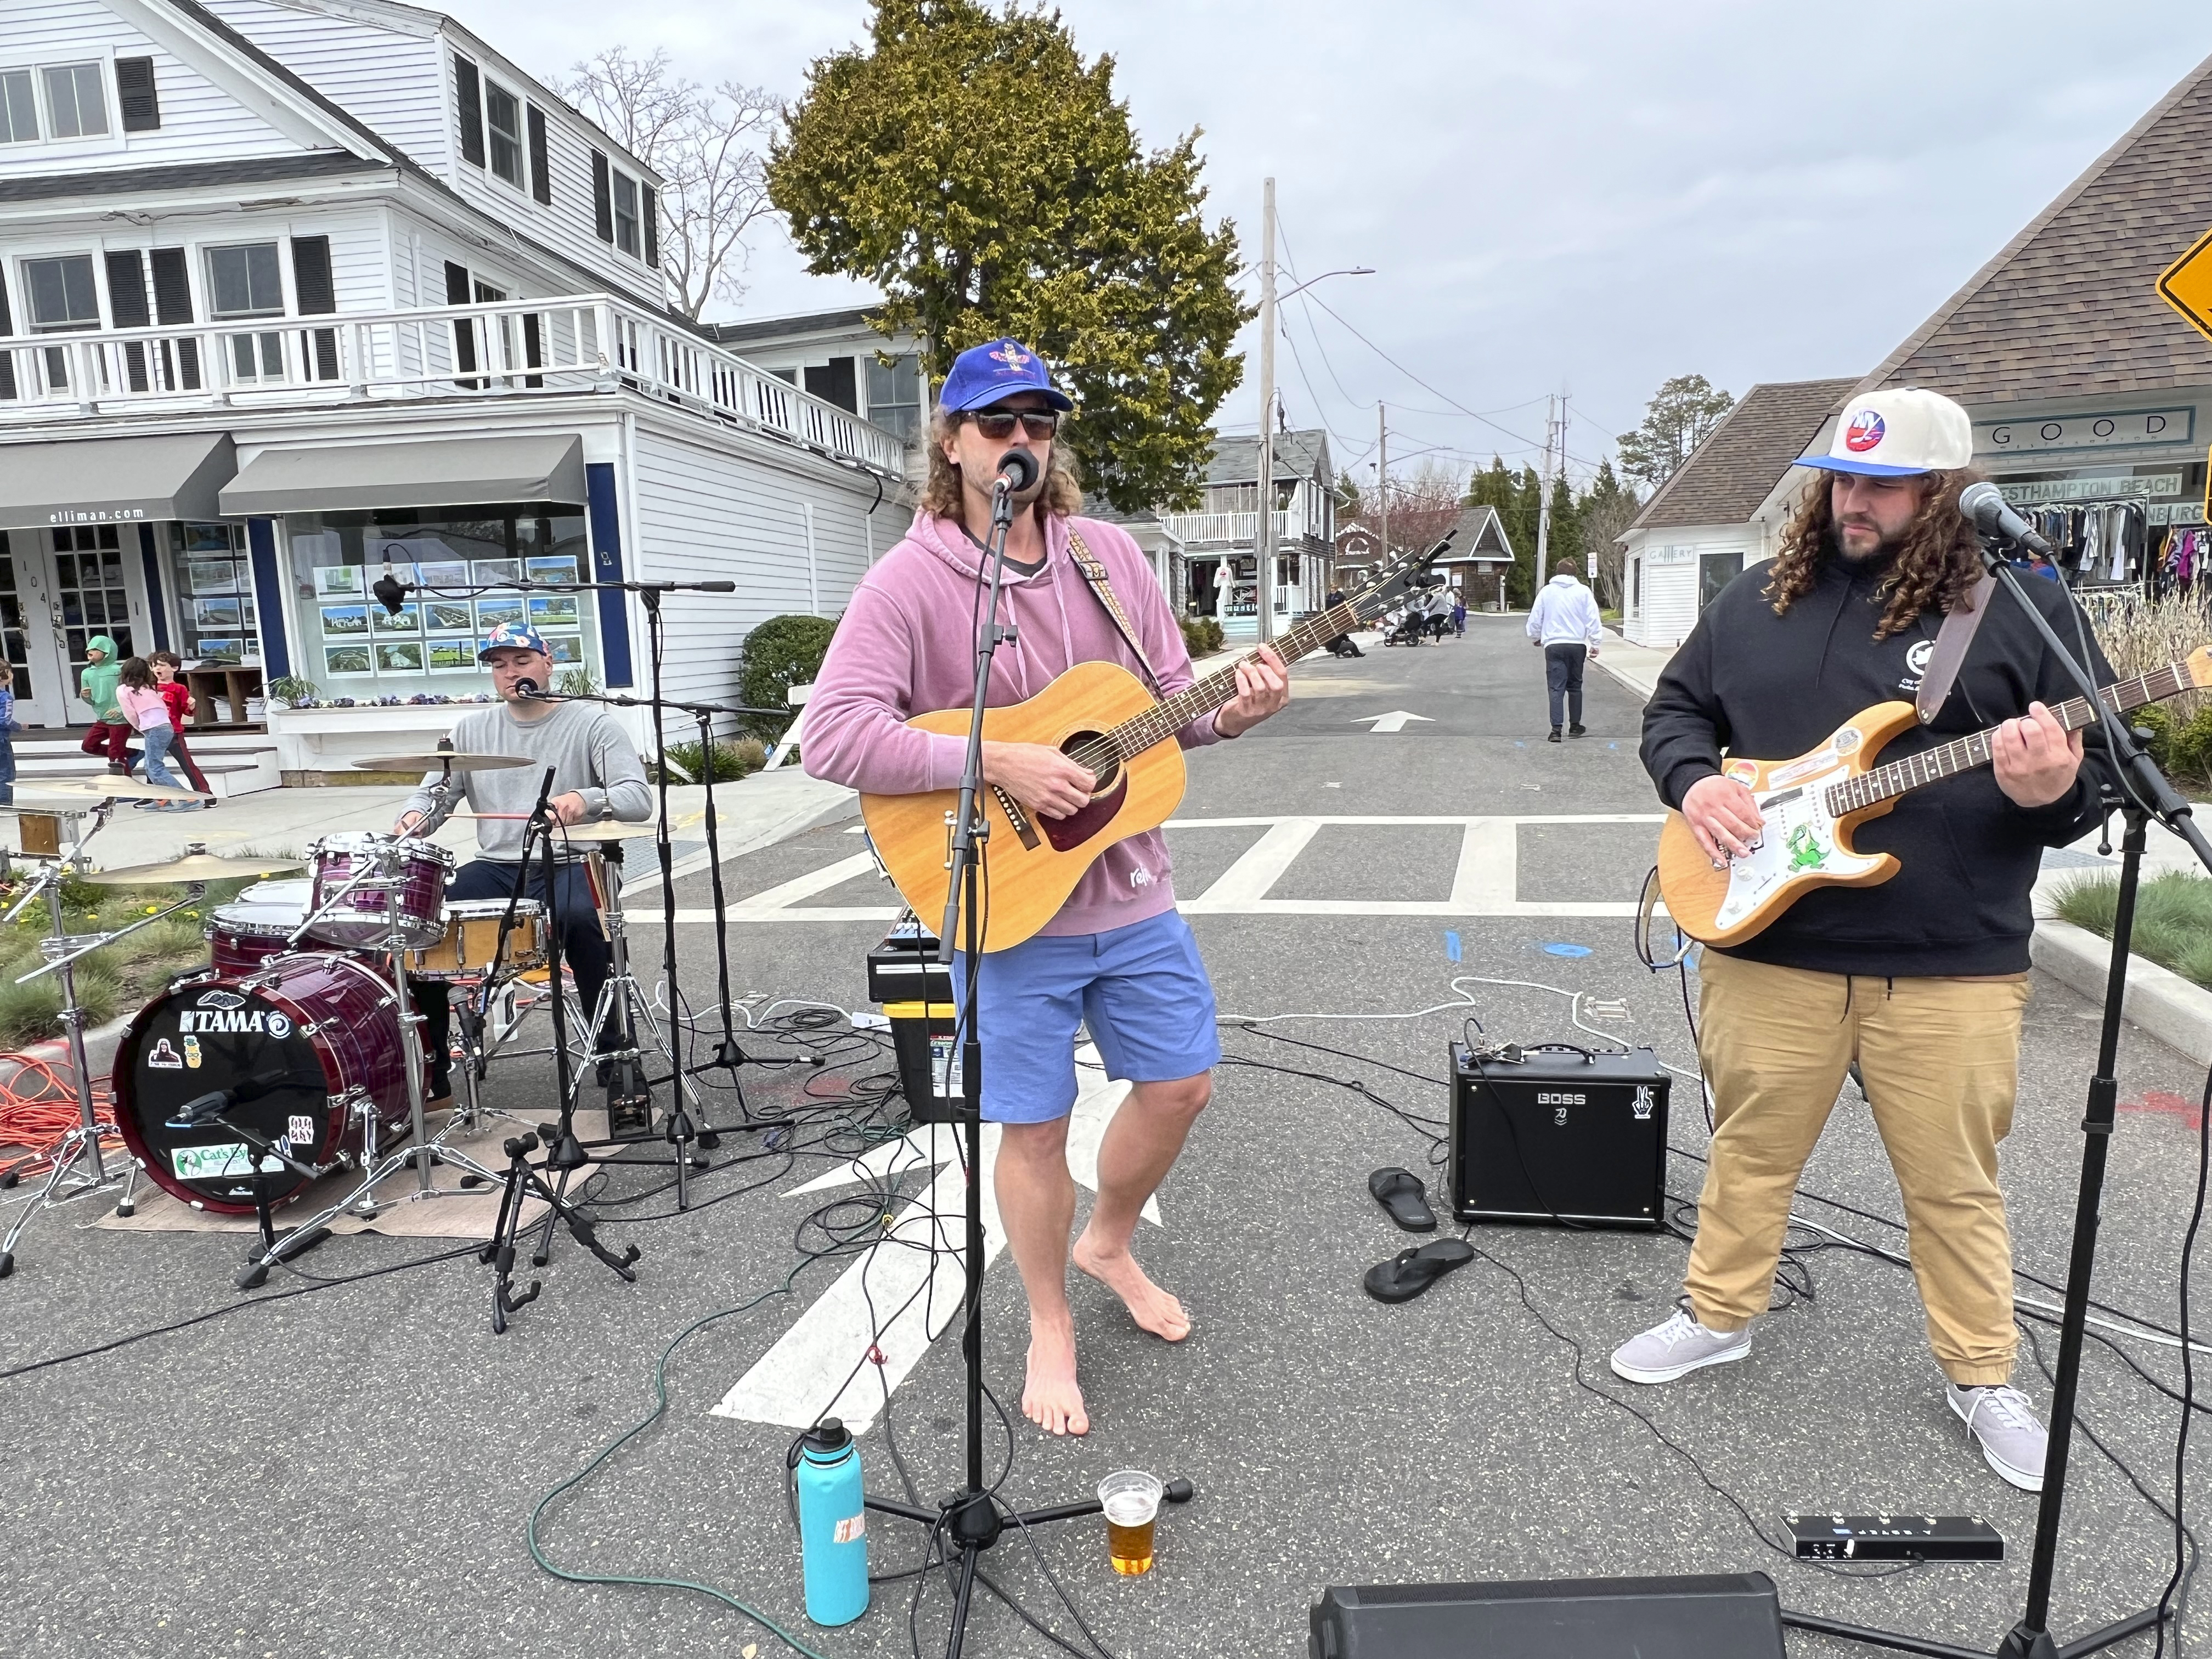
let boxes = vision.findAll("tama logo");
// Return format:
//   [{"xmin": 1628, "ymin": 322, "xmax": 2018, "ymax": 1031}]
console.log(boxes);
[
  {"xmin": 177, "ymin": 1008, "xmax": 289, "ymax": 1036},
  {"xmin": 196, "ymin": 990, "xmax": 247, "ymax": 1011},
  {"xmin": 1536, "ymin": 1092, "xmax": 1586, "ymax": 1105}
]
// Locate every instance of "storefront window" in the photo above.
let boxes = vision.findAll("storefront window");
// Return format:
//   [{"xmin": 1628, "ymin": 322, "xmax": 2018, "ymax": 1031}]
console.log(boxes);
[
  {"xmin": 167, "ymin": 522, "xmax": 258, "ymax": 665},
  {"xmin": 284, "ymin": 505, "xmax": 592, "ymax": 692}
]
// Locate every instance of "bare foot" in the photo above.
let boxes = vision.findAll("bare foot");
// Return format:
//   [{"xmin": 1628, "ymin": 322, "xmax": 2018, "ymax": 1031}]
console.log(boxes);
[
  {"xmin": 1073, "ymin": 1230, "xmax": 1192, "ymax": 1341},
  {"xmin": 1023, "ymin": 1319, "xmax": 1089, "ymax": 1436}
]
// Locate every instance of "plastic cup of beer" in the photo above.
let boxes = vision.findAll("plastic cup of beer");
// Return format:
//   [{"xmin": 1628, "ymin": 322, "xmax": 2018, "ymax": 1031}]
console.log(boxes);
[{"xmin": 1097, "ymin": 1469, "xmax": 1164, "ymax": 1576}]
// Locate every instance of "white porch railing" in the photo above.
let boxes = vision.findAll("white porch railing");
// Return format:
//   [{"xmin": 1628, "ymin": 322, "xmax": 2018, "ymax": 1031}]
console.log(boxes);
[
  {"xmin": 1158, "ymin": 507, "xmax": 1324, "ymax": 546},
  {"xmin": 0, "ymin": 292, "xmax": 905, "ymax": 473}
]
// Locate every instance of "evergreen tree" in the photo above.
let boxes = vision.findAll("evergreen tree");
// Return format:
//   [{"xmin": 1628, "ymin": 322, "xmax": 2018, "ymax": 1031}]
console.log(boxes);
[
  {"xmin": 1573, "ymin": 459, "xmax": 1641, "ymax": 607},
  {"xmin": 1465, "ymin": 456, "xmax": 1543, "ymax": 607}
]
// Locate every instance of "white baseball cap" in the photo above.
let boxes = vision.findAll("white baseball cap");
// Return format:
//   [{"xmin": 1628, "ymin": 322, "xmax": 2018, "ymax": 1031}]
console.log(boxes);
[{"xmin": 1803, "ymin": 387, "xmax": 1973, "ymax": 477}]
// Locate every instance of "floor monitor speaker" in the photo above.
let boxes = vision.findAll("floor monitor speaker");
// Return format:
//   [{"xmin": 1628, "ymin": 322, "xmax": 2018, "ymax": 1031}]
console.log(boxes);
[{"xmin": 1309, "ymin": 1572, "xmax": 1786, "ymax": 1658}]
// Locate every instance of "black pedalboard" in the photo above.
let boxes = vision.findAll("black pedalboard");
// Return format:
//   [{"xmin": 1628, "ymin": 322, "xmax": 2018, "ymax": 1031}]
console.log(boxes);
[
  {"xmin": 1449, "ymin": 1042, "xmax": 1669, "ymax": 1229},
  {"xmin": 1786, "ymin": 1514, "xmax": 2004, "ymax": 1561}
]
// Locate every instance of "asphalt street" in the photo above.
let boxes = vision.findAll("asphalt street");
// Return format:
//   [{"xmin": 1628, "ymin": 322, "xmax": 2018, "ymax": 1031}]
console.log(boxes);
[{"xmin": 7, "ymin": 611, "xmax": 2212, "ymax": 1658}]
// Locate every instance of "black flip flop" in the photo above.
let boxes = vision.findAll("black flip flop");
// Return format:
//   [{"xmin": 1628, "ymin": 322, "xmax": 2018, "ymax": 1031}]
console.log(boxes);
[
  {"xmin": 1363, "ymin": 1238, "xmax": 1476, "ymax": 1304},
  {"xmin": 1368, "ymin": 1167, "xmax": 1437, "ymax": 1233}
]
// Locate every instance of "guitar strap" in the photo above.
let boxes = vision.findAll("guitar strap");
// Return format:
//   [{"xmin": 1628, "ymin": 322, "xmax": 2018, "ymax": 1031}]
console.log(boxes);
[
  {"xmin": 1064, "ymin": 529, "xmax": 1169, "ymax": 696},
  {"xmin": 1915, "ymin": 572, "xmax": 1996, "ymax": 725}
]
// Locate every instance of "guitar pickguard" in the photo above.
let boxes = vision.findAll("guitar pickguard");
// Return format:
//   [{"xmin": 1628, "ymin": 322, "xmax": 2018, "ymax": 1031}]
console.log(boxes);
[{"xmin": 1713, "ymin": 768, "xmax": 1883, "ymax": 930}]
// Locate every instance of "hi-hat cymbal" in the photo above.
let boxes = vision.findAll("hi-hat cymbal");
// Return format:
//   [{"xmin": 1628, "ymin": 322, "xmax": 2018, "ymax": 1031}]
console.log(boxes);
[
  {"xmin": 30, "ymin": 775, "xmax": 208, "ymax": 803},
  {"xmin": 83, "ymin": 847, "xmax": 306, "ymax": 885},
  {"xmin": 354, "ymin": 751, "xmax": 533, "ymax": 773}
]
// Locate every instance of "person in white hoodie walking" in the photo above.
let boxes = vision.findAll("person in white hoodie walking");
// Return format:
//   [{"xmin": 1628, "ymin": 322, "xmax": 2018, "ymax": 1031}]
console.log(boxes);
[{"xmin": 1526, "ymin": 559, "xmax": 1603, "ymax": 741}]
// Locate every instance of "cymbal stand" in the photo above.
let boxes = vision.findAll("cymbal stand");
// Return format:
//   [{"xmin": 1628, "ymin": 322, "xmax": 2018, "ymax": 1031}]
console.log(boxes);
[{"xmin": 1, "ymin": 805, "xmax": 201, "ymax": 1277}]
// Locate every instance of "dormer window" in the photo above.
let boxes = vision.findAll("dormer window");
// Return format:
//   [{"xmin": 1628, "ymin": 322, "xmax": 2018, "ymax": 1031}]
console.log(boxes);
[
  {"xmin": 0, "ymin": 72, "xmax": 37, "ymax": 144},
  {"xmin": 43, "ymin": 63, "xmax": 109, "ymax": 140},
  {"xmin": 611, "ymin": 171, "xmax": 640, "ymax": 258},
  {"xmin": 486, "ymin": 82, "xmax": 523, "ymax": 188}
]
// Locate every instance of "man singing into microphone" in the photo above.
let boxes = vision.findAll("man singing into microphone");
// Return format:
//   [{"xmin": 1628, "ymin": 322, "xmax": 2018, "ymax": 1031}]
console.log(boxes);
[
  {"xmin": 395, "ymin": 621, "xmax": 651, "ymax": 1103},
  {"xmin": 803, "ymin": 338, "xmax": 1290, "ymax": 1436},
  {"xmin": 1613, "ymin": 387, "xmax": 2113, "ymax": 1492}
]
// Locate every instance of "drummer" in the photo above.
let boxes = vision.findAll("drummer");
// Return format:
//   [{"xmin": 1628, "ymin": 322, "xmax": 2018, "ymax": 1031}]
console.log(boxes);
[{"xmin": 394, "ymin": 622, "xmax": 650, "ymax": 1102}]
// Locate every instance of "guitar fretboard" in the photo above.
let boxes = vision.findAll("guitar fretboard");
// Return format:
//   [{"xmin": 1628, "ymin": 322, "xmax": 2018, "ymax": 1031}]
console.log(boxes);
[
  {"xmin": 1821, "ymin": 662, "xmax": 2185, "ymax": 817},
  {"xmin": 1065, "ymin": 601, "xmax": 1363, "ymax": 771}
]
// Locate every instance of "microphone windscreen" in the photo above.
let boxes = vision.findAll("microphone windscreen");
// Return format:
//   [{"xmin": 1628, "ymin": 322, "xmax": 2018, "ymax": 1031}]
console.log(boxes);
[
  {"xmin": 996, "ymin": 449, "xmax": 1039, "ymax": 492},
  {"xmin": 514, "ymin": 678, "xmax": 539, "ymax": 696}
]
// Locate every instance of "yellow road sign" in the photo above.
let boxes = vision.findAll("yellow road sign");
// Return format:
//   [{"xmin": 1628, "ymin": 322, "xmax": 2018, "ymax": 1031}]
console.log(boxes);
[{"xmin": 2158, "ymin": 223, "xmax": 2212, "ymax": 341}]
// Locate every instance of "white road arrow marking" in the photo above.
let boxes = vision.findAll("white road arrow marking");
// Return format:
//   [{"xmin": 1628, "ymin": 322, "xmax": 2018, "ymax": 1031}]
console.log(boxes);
[
  {"xmin": 1352, "ymin": 711, "xmax": 1435, "ymax": 733},
  {"xmin": 712, "ymin": 1046, "xmax": 1157, "ymax": 1431}
]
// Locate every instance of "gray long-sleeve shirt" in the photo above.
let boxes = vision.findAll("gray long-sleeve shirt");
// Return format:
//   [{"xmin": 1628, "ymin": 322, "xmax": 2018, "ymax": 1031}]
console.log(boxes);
[{"xmin": 404, "ymin": 701, "xmax": 651, "ymax": 861}]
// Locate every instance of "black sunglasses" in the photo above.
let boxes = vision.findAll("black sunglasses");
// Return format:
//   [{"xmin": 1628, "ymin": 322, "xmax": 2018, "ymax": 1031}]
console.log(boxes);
[{"xmin": 966, "ymin": 408, "xmax": 1060, "ymax": 441}]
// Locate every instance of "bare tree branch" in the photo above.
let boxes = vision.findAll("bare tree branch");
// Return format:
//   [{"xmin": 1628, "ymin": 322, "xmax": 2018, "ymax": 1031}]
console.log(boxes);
[{"xmin": 556, "ymin": 48, "xmax": 781, "ymax": 319}]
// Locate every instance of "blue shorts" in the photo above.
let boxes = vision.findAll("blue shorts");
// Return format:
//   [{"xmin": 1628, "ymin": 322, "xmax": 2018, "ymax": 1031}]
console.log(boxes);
[{"xmin": 956, "ymin": 910, "xmax": 1222, "ymax": 1124}]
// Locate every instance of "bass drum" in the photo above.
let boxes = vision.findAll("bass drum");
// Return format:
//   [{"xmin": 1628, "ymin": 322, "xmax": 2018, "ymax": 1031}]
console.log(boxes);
[{"xmin": 113, "ymin": 953, "xmax": 414, "ymax": 1214}]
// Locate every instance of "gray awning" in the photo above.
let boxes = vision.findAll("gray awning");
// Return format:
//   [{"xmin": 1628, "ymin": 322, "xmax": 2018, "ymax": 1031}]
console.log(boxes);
[
  {"xmin": 218, "ymin": 433, "xmax": 587, "ymax": 517},
  {"xmin": 0, "ymin": 431, "xmax": 235, "ymax": 533}
]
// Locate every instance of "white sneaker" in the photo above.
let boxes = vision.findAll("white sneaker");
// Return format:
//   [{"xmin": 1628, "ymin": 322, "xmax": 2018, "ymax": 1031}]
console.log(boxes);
[
  {"xmin": 1609, "ymin": 1305, "xmax": 1752, "ymax": 1384},
  {"xmin": 1947, "ymin": 1382, "xmax": 2046, "ymax": 1492}
]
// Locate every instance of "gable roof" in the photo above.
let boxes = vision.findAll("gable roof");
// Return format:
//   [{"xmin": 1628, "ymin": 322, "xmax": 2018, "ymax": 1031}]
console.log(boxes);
[
  {"xmin": 1627, "ymin": 377, "xmax": 1860, "ymax": 533},
  {"xmin": 1439, "ymin": 503, "xmax": 1515, "ymax": 562},
  {"xmin": 1204, "ymin": 430, "xmax": 1331, "ymax": 487},
  {"xmin": 1861, "ymin": 49, "xmax": 2212, "ymax": 405},
  {"xmin": 0, "ymin": 152, "xmax": 387, "ymax": 204}
]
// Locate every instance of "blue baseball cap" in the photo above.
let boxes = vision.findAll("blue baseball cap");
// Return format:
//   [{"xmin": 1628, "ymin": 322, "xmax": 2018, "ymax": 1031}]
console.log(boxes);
[
  {"xmin": 479, "ymin": 621, "xmax": 551, "ymax": 662},
  {"xmin": 938, "ymin": 338, "xmax": 1074, "ymax": 414}
]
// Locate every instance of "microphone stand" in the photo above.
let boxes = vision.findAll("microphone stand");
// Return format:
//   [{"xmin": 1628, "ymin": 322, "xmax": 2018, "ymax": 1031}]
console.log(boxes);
[
  {"xmin": 1781, "ymin": 535, "xmax": 2198, "ymax": 1659},
  {"xmin": 858, "ymin": 471, "xmax": 1180, "ymax": 1659}
]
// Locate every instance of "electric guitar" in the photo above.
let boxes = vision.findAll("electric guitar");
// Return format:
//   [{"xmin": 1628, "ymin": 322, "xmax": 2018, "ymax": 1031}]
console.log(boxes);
[
  {"xmin": 860, "ymin": 535, "xmax": 1453, "ymax": 951},
  {"xmin": 1656, "ymin": 647, "xmax": 2212, "ymax": 946}
]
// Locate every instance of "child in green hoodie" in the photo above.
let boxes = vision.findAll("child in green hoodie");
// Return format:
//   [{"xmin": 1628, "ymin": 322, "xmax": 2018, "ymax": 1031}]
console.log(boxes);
[{"xmin": 77, "ymin": 635, "xmax": 130, "ymax": 771}]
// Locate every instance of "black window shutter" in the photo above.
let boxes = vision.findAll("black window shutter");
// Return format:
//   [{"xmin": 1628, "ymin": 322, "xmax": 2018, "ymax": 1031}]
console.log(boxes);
[
  {"xmin": 148, "ymin": 247, "xmax": 199, "ymax": 391},
  {"xmin": 642, "ymin": 185, "xmax": 659, "ymax": 268},
  {"xmin": 0, "ymin": 273, "xmax": 15, "ymax": 401},
  {"xmin": 590, "ymin": 149, "xmax": 613, "ymax": 242},
  {"xmin": 526, "ymin": 103, "xmax": 551, "ymax": 205},
  {"xmin": 444, "ymin": 261, "xmax": 477, "ymax": 377},
  {"xmin": 104, "ymin": 251, "xmax": 151, "ymax": 392},
  {"xmin": 454, "ymin": 55, "xmax": 485, "ymax": 167},
  {"xmin": 804, "ymin": 357, "xmax": 858, "ymax": 414},
  {"xmin": 291, "ymin": 236, "xmax": 338, "ymax": 381},
  {"xmin": 115, "ymin": 57, "xmax": 160, "ymax": 132}
]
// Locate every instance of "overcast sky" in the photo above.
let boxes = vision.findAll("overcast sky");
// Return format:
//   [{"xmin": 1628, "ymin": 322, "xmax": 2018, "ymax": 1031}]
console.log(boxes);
[{"xmin": 441, "ymin": 0, "xmax": 2212, "ymax": 489}]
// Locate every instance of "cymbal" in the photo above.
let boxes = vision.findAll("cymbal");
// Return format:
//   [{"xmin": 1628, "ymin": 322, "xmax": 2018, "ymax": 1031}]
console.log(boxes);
[
  {"xmin": 30, "ymin": 775, "xmax": 208, "ymax": 802},
  {"xmin": 354, "ymin": 751, "xmax": 533, "ymax": 773},
  {"xmin": 83, "ymin": 848, "xmax": 306, "ymax": 885}
]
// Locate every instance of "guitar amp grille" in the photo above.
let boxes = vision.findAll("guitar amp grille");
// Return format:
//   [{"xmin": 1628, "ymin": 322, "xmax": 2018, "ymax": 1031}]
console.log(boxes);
[{"xmin": 1449, "ymin": 1043, "xmax": 1671, "ymax": 1229}]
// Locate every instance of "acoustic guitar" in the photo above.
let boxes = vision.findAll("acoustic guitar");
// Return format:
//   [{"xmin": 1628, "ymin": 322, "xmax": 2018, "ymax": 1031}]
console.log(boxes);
[
  {"xmin": 860, "ymin": 536, "xmax": 1452, "ymax": 950},
  {"xmin": 1656, "ymin": 647, "xmax": 2212, "ymax": 946}
]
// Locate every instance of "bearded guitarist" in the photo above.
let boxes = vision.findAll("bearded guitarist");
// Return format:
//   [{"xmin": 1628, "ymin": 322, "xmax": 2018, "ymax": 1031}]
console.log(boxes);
[
  {"xmin": 1612, "ymin": 386, "xmax": 2113, "ymax": 1494},
  {"xmin": 803, "ymin": 338, "xmax": 1288, "ymax": 1438}
]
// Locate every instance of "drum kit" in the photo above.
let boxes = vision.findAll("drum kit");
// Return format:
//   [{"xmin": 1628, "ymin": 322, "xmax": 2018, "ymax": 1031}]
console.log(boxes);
[{"xmin": 0, "ymin": 748, "xmax": 672, "ymax": 1293}]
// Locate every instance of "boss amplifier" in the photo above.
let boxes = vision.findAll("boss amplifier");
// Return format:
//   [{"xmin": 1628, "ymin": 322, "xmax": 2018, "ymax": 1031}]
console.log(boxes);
[{"xmin": 1449, "ymin": 1042, "xmax": 1669, "ymax": 1229}]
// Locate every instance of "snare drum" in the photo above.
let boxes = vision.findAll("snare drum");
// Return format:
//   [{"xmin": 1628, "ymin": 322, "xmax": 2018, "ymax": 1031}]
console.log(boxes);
[
  {"xmin": 113, "ymin": 953, "xmax": 413, "ymax": 1214},
  {"xmin": 306, "ymin": 832, "xmax": 453, "ymax": 950},
  {"xmin": 203, "ymin": 879, "xmax": 314, "ymax": 977},
  {"xmin": 405, "ymin": 898, "xmax": 548, "ymax": 981}
]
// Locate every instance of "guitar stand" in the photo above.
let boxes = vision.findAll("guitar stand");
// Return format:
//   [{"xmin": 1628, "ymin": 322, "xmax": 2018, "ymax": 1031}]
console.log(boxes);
[{"xmin": 481, "ymin": 1128, "xmax": 638, "ymax": 1334}]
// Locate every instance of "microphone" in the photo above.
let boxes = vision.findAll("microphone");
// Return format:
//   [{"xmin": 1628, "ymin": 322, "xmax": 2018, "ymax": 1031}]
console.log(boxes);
[
  {"xmin": 514, "ymin": 677, "xmax": 558, "ymax": 701},
  {"xmin": 1959, "ymin": 481, "xmax": 2057, "ymax": 559},
  {"xmin": 168, "ymin": 1087, "xmax": 235, "ymax": 1126},
  {"xmin": 372, "ymin": 569, "xmax": 414, "ymax": 616},
  {"xmin": 992, "ymin": 448, "xmax": 1039, "ymax": 496}
]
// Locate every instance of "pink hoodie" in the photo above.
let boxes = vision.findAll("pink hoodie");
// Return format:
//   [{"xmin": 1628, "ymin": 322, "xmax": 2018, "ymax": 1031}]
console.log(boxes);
[{"xmin": 802, "ymin": 509, "xmax": 1228, "ymax": 937}]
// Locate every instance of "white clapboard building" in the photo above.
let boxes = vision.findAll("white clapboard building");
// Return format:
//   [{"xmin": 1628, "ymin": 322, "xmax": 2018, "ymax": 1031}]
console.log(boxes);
[{"xmin": 0, "ymin": 0, "xmax": 907, "ymax": 781}]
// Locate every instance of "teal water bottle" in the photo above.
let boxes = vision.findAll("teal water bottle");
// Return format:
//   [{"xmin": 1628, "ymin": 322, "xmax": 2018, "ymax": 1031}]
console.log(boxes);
[{"xmin": 796, "ymin": 1418, "xmax": 869, "ymax": 1626}]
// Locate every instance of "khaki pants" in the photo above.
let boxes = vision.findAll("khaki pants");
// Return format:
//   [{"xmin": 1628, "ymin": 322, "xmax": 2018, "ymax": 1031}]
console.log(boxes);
[{"xmin": 1687, "ymin": 950, "xmax": 2032, "ymax": 1386}]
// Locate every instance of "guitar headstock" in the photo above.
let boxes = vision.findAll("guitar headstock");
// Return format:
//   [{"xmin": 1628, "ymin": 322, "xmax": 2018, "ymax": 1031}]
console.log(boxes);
[
  {"xmin": 2183, "ymin": 645, "xmax": 2212, "ymax": 692},
  {"xmin": 1347, "ymin": 532, "xmax": 1456, "ymax": 624}
]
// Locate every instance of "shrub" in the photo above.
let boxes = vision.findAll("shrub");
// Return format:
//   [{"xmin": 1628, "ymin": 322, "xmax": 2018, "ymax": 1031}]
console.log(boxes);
[
  {"xmin": 651, "ymin": 736, "xmax": 768, "ymax": 786},
  {"xmin": 739, "ymin": 614, "xmax": 838, "ymax": 738},
  {"xmin": 1179, "ymin": 615, "xmax": 1224, "ymax": 658}
]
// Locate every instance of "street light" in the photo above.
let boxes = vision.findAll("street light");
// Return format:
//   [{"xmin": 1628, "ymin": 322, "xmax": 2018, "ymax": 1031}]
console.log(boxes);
[{"xmin": 1254, "ymin": 233, "xmax": 1374, "ymax": 645}]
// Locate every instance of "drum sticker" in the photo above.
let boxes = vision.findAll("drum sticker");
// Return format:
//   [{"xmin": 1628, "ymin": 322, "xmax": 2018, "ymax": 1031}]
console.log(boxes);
[
  {"xmin": 183, "ymin": 1036, "xmax": 203, "ymax": 1069},
  {"xmin": 171, "ymin": 1143, "xmax": 249, "ymax": 1181},
  {"xmin": 287, "ymin": 1114, "xmax": 315, "ymax": 1144},
  {"xmin": 266, "ymin": 1013, "xmax": 294, "ymax": 1041},
  {"xmin": 147, "ymin": 1037, "xmax": 184, "ymax": 1070},
  {"xmin": 1724, "ymin": 758, "xmax": 1759, "ymax": 786},
  {"xmin": 196, "ymin": 990, "xmax": 247, "ymax": 1011}
]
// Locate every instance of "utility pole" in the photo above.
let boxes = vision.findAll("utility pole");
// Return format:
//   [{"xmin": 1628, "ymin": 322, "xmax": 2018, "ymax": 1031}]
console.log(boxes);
[
  {"xmin": 1534, "ymin": 392, "xmax": 1555, "ymax": 590},
  {"xmin": 1377, "ymin": 402, "xmax": 1388, "ymax": 584},
  {"xmin": 1254, "ymin": 177, "xmax": 1277, "ymax": 646}
]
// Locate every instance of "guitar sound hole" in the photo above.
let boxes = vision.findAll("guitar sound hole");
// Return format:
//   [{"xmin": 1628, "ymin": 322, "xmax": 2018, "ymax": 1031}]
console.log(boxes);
[{"xmin": 1062, "ymin": 731, "xmax": 1116, "ymax": 794}]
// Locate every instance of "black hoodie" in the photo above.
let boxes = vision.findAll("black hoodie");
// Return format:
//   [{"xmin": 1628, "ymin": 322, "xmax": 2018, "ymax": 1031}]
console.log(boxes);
[{"xmin": 1641, "ymin": 554, "xmax": 2113, "ymax": 978}]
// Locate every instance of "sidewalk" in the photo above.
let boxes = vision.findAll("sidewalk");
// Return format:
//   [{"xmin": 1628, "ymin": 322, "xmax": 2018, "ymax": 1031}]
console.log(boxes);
[{"xmin": 1589, "ymin": 626, "xmax": 1675, "ymax": 699}]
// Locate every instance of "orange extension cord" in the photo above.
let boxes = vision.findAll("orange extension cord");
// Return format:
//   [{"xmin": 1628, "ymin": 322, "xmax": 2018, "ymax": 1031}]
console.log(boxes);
[{"xmin": 0, "ymin": 1053, "xmax": 121, "ymax": 1186}]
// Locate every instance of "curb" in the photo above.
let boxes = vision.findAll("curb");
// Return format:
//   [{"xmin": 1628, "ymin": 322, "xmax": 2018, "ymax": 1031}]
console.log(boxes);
[{"xmin": 2029, "ymin": 917, "xmax": 2212, "ymax": 1066}]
